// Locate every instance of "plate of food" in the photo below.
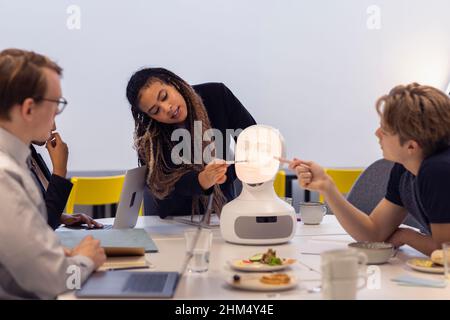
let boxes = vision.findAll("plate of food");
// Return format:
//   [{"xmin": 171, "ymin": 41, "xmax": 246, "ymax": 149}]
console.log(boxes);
[
  {"xmin": 406, "ymin": 258, "xmax": 444, "ymax": 274},
  {"xmin": 227, "ymin": 273, "xmax": 298, "ymax": 291},
  {"xmin": 228, "ymin": 249, "xmax": 296, "ymax": 272}
]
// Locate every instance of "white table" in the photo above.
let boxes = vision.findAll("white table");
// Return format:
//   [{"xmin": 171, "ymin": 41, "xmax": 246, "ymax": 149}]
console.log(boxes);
[{"xmin": 59, "ymin": 215, "xmax": 450, "ymax": 300}]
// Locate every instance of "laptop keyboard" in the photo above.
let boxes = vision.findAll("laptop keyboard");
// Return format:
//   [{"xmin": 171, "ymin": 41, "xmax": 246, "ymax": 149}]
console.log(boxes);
[
  {"xmin": 123, "ymin": 273, "xmax": 168, "ymax": 293},
  {"xmin": 101, "ymin": 224, "xmax": 113, "ymax": 230}
]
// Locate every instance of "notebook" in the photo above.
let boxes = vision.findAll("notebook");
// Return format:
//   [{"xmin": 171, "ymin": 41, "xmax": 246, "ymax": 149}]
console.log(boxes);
[{"xmin": 56, "ymin": 228, "xmax": 158, "ymax": 256}]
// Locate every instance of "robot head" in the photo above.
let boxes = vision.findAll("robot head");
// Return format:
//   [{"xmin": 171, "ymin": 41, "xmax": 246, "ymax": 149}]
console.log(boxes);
[{"xmin": 235, "ymin": 125, "xmax": 285, "ymax": 184}]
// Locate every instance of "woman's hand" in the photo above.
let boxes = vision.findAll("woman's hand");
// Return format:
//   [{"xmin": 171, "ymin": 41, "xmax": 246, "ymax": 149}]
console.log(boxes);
[
  {"xmin": 60, "ymin": 213, "xmax": 104, "ymax": 229},
  {"xmin": 198, "ymin": 160, "xmax": 228, "ymax": 190},
  {"xmin": 289, "ymin": 158, "xmax": 332, "ymax": 193}
]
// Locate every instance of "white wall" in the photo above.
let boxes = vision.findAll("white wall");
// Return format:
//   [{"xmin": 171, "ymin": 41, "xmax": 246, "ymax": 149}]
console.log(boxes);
[{"xmin": 1, "ymin": 0, "xmax": 449, "ymax": 170}]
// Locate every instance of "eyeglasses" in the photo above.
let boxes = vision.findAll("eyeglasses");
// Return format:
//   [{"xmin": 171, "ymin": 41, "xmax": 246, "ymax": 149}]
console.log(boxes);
[{"xmin": 34, "ymin": 97, "xmax": 68, "ymax": 115}]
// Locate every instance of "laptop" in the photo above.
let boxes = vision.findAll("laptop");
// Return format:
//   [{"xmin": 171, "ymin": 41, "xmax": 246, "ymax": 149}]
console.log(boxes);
[
  {"xmin": 75, "ymin": 194, "xmax": 214, "ymax": 298},
  {"xmin": 75, "ymin": 222, "xmax": 201, "ymax": 298},
  {"xmin": 65, "ymin": 166, "xmax": 147, "ymax": 230},
  {"xmin": 75, "ymin": 270, "xmax": 181, "ymax": 298}
]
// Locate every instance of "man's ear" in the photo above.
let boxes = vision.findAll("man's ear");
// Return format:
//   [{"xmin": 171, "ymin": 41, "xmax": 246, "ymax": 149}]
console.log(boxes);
[
  {"xmin": 20, "ymin": 98, "xmax": 35, "ymax": 121},
  {"xmin": 407, "ymin": 140, "xmax": 422, "ymax": 155}
]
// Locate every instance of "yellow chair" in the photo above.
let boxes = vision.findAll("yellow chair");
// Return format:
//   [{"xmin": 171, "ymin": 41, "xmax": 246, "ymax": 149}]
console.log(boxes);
[
  {"xmin": 319, "ymin": 168, "xmax": 364, "ymax": 203},
  {"xmin": 65, "ymin": 175, "xmax": 127, "ymax": 215},
  {"xmin": 274, "ymin": 170, "xmax": 286, "ymax": 198}
]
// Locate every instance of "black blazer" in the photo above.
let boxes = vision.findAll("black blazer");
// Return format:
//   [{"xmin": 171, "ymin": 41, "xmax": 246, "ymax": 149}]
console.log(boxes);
[
  {"xmin": 143, "ymin": 82, "xmax": 257, "ymax": 218},
  {"xmin": 30, "ymin": 145, "xmax": 73, "ymax": 230}
]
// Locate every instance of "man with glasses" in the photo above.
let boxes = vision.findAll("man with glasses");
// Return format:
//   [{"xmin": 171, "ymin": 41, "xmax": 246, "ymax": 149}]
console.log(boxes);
[
  {"xmin": 7, "ymin": 56, "xmax": 102, "ymax": 230},
  {"xmin": 0, "ymin": 48, "xmax": 106, "ymax": 299}
]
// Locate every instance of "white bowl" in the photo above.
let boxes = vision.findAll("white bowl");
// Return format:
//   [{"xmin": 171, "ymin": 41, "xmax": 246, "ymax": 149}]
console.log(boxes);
[{"xmin": 348, "ymin": 242, "xmax": 395, "ymax": 265}]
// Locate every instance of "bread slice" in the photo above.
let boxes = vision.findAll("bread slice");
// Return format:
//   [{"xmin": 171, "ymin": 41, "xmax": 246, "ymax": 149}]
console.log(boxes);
[
  {"xmin": 260, "ymin": 273, "xmax": 291, "ymax": 285},
  {"xmin": 431, "ymin": 250, "xmax": 445, "ymax": 266}
]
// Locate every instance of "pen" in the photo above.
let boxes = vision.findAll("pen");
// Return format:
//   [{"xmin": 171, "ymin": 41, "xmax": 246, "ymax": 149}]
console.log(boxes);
[
  {"xmin": 224, "ymin": 160, "xmax": 248, "ymax": 164},
  {"xmin": 274, "ymin": 156, "xmax": 293, "ymax": 165}
]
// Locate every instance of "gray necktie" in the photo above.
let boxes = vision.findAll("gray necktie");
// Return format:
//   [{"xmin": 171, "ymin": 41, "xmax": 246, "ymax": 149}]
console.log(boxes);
[{"xmin": 28, "ymin": 156, "xmax": 49, "ymax": 190}]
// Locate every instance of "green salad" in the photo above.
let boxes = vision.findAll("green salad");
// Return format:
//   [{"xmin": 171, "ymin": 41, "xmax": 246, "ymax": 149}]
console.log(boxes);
[{"xmin": 249, "ymin": 249, "xmax": 282, "ymax": 266}]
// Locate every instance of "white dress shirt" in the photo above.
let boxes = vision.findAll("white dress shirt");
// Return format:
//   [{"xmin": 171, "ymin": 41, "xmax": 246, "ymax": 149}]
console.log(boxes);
[{"xmin": 0, "ymin": 127, "xmax": 94, "ymax": 299}]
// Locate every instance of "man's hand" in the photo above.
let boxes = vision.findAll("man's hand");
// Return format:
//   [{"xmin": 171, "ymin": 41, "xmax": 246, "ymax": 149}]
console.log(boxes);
[
  {"xmin": 46, "ymin": 132, "xmax": 68, "ymax": 178},
  {"xmin": 61, "ymin": 213, "xmax": 104, "ymax": 229},
  {"xmin": 289, "ymin": 158, "xmax": 332, "ymax": 193},
  {"xmin": 71, "ymin": 235, "xmax": 106, "ymax": 269},
  {"xmin": 198, "ymin": 160, "xmax": 228, "ymax": 190}
]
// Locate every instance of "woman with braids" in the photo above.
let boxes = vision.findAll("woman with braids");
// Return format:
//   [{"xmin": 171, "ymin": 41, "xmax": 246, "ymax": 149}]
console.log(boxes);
[{"xmin": 126, "ymin": 68, "xmax": 256, "ymax": 219}]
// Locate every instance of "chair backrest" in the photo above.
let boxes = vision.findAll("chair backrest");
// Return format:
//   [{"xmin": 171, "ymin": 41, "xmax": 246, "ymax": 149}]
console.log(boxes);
[
  {"xmin": 347, "ymin": 160, "xmax": 393, "ymax": 214},
  {"xmin": 65, "ymin": 175, "xmax": 125, "ymax": 214},
  {"xmin": 274, "ymin": 170, "xmax": 286, "ymax": 198},
  {"xmin": 319, "ymin": 168, "xmax": 364, "ymax": 202},
  {"xmin": 347, "ymin": 159, "xmax": 422, "ymax": 229}
]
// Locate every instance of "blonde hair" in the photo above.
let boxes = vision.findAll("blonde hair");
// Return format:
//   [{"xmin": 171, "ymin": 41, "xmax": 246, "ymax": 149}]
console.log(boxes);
[{"xmin": 376, "ymin": 83, "xmax": 450, "ymax": 157}]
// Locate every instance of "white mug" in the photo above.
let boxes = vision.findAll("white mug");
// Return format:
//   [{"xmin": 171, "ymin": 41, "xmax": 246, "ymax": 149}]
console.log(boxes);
[
  {"xmin": 299, "ymin": 202, "xmax": 327, "ymax": 225},
  {"xmin": 321, "ymin": 249, "xmax": 368, "ymax": 300},
  {"xmin": 322, "ymin": 278, "xmax": 366, "ymax": 300}
]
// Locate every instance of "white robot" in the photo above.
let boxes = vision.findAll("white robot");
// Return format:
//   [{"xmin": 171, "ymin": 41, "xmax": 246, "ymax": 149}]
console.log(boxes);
[{"xmin": 220, "ymin": 125, "xmax": 297, "ymax": 245}]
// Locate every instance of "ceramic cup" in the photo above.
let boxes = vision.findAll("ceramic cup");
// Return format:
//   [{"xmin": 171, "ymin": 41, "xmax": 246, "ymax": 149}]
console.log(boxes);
[
  {"xmin": 321, "ymin": 248, "xmax": 368, "ymax": 299},
  {"xmin": 299, "ymin": 202, "xmax": 327, "ymax": 225}
]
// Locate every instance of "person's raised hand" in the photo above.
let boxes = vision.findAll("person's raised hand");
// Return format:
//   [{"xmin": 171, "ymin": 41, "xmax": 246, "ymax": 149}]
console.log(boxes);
[
  {"xmin": 198, "ymin": 159, "xmax": 228, "ymax": 190},
  {"xmin": 290, "ymin": 158, "xmax": 331, "ymax": 193},
  {"xmin": 45, "ymin": 132, "xmax": 68, "ymax": 178}
]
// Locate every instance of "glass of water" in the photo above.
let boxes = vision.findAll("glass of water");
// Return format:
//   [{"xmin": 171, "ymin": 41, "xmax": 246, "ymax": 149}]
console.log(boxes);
[
  {"xmin": 184, "ymin": 229, "xmax": 212, "ymax": 273},
  {"xmin": 443, "ymin": 242, "xmax": 450, "ymax": 281}
]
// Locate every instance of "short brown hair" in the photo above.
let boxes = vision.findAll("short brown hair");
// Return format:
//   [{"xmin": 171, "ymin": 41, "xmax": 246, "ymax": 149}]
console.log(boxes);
[
  {"xmin": 376, "ymin": 83, "xmax": 450, "ymax": 157},
  {"xmin": 0, "ymin": 48, "xmax": 62, "ymax": 120}
]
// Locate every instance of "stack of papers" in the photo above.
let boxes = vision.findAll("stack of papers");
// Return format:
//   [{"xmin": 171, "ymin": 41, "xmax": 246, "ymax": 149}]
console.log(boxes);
[{"xmin": 98, "ymin": 256, "xmax": 149, "ymax": 271}]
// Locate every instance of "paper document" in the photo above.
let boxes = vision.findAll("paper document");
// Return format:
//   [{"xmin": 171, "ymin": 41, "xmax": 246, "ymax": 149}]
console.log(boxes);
[
  {"xmin": 299, "ymin": 239, "xmax": 349, "ymax": 255},
  {"xmin": 98, "ymin": 256, "xmax": 149, "ymax": 271}
]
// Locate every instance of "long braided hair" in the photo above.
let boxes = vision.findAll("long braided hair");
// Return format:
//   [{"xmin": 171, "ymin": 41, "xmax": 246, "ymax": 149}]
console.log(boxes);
[{"xmin": 126, "ymin": 68, "xmax": 226, "ymax": 217}]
